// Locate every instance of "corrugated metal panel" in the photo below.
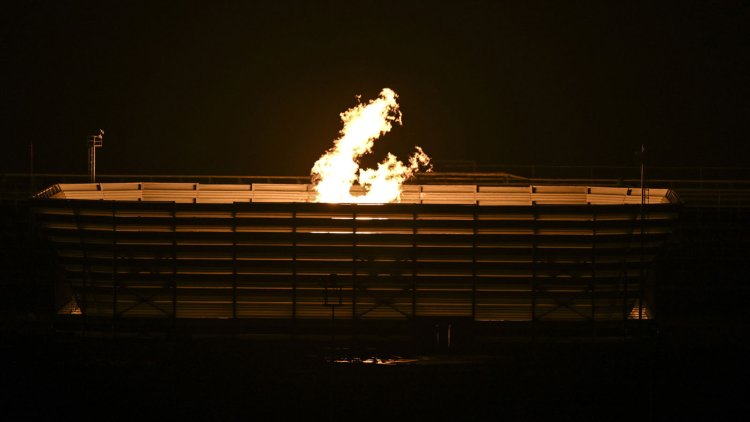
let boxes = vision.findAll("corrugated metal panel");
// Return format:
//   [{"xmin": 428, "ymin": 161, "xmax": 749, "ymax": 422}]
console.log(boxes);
[
  {"xmin": 33, "ymin": 187, "xmax": 678, "ymax": 326},
  {"xmin": 40, "ymin": 183, "xmax": 676, "ymax": 205}
]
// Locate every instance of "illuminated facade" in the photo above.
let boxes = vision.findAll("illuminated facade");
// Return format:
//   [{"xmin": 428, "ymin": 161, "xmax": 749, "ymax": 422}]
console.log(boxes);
[{"xmin": 33, "ymin": 182, "xmax": 678, "ymax": 337}]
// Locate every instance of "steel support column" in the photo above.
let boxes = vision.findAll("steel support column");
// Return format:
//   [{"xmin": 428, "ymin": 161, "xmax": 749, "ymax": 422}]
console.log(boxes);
[
  {"xmin": 531, "ymin": 205, "xmax": 538, "ymax": 325},
  {"xmin": 231, "ymin": 205, "xmax": 237, "ymax": 320},
  {"xmin": 70, "ymin": 200, "xmax": 89, "ymax": 324},
  {"xmin": 619, "ymin": 209, "xmax": 639, "ymax": 324},
  {"xmin": 112, "ymin": 201, "xmax": 118, "ymax": 335},
  {"xmin": 639, "ymin": 198, "xmax": 646, "ymax": 323},
  {"xmin": 414, "ymin": 209, "xmax": 420, "ymax": 308},
  {"xmin": 471, "ymin": 206, "xmax": 478, "ymax": 320},
  {"xmin": 591, "ymin": 208, "xmax": 597, "ymax": 331},
  {"xmin": 292, "ymin": 209, "xmax": 298, "ymax": 333},
  {"xmin": 171, "ymin": 202, "xmax": 177, "ymax": 328},
  {"xmin": 411, "ymin": 208, "xmax": 418, "ymax": 345},
  {"xmin": 351, "ymin": 209, "xmax": 358, "ymax": 339}
]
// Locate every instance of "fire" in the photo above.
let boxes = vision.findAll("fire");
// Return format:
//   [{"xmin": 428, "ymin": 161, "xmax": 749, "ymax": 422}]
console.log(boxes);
[{"xmin": 311, "ymin": 88, "xmax": 431, "ymax": 203}]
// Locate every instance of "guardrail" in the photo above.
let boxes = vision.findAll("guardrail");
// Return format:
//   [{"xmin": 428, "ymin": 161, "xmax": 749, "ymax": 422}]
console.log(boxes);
[
  {"xmin": 430, "ymin": 162, "xmax": 750, "ymax": 181},
  {"xmin": 3, "ymin": 168, "xmax": 750, "ymax": 207}
]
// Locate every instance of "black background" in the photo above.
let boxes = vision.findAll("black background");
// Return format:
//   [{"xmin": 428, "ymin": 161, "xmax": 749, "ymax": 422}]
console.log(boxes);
[
  {"xmin": 4, "ymin": 0, "xmax": 749, "ymax": 176},
  {"xmin": 3, "ymin": 3, "xmax": 749, "ymax": 419}
]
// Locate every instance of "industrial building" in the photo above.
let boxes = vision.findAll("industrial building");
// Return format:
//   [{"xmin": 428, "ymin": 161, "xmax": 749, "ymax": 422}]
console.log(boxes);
[{"xmin": 32, "ymin": 182, "xmax": 679, "ymax": 341}]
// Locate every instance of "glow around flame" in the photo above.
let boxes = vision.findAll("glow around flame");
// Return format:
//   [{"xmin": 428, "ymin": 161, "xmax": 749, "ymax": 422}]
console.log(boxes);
[{"xmin": 311, "ymin": 88, "xmax": 431, "ymax": 203}]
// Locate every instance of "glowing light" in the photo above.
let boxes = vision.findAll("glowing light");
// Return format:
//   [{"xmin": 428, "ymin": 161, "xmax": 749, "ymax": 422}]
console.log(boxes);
[
  {"xmin": 629, "ymin": 302, "xmax": 651, "ymax": 319},
  {"xmin": 333, "ymin": 356, "xmax": 419, "ymax": 365},
  {"xmin": 311, "ymin": 88, "xmax": 431, "ymax": 203}
]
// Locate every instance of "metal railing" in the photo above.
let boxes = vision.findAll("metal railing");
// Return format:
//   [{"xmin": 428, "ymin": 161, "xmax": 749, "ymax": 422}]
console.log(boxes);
[{"xmin": 3, "ymin": 165, "xmax": 750, "ymax": 207}]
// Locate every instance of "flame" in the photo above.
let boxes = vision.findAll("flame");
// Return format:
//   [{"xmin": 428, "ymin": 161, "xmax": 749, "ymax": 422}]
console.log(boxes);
[{"xmin": 311, "ymin": 88, "xmax": 431, "ymax": 203}]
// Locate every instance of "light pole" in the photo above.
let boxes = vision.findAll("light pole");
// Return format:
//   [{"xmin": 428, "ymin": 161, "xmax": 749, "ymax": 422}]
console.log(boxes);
[{"xmin": 88, "ymin": 129, "xmax": 104, "ymax": 182}]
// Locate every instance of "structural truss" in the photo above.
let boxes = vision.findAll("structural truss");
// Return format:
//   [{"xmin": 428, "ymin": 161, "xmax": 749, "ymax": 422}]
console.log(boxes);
[{"xmin": 33, "ymin": 183, "xmax": 678, "ymax": 333}]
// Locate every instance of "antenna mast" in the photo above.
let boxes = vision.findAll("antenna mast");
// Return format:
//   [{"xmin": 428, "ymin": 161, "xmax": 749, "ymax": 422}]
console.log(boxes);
[{"xmin": 87, "ymin": 129, "xmax": 104, "ymax": 182}]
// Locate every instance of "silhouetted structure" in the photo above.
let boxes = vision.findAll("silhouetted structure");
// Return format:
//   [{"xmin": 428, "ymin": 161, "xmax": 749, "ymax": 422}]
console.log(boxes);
[{"xmin": 31, "ymin": 182, "xmax": 678, "ymax": 341}]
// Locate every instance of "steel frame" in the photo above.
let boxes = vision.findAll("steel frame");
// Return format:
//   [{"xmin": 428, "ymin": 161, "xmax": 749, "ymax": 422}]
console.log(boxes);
[{"xmin": 38, "ymin": 187, "xmax": 677, "ymax": 339}]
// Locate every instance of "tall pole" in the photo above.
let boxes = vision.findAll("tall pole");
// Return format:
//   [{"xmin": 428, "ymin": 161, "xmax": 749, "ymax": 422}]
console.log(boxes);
[
  {"xmin": 640, "ymin": 145, "xmax": 645, "ymax": 211},
  {"xmin": 639, "ymin": 145, "xmax": 645, "ymax": 322},
  {"xmin": 88, "ymin": 129, "xmax": 104, "ymax": 183}
]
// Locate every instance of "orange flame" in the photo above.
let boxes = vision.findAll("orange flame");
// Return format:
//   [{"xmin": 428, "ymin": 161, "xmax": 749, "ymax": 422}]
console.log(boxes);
[{"xmin": 311, "ymin": 88, "xmax": 431, "ymax": 203}]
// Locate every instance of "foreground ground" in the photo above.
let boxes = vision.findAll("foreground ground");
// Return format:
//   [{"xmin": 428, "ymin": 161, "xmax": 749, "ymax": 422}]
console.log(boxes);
[{"xmin": 1, "ymin": 326, "xmax": 746, "ymax": 421}]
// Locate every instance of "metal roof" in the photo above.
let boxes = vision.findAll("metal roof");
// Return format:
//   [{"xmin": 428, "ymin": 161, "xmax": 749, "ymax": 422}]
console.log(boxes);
[{"xmin": 35, "ymin": 183, "xmax": 677, "ymax": 205}]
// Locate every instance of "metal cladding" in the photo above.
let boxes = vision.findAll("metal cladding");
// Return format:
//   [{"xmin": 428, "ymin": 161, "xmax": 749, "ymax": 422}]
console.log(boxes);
[{"xmin": 33, "ymin": 183, "xmax": 678, "ymax": 326}]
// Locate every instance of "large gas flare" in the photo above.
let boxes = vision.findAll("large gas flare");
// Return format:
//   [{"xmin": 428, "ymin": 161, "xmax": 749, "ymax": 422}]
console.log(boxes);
[{"xmin": 311, "ymin": 88, "xmax": 431, "ymax": 203}]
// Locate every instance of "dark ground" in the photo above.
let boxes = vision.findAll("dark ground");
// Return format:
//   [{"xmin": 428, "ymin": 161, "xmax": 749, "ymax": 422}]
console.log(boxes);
[
  {"xmin": 1, "ymin": 199, "xmax": 748, "ymax": 421},
  {"xmin": 1, "ymin": 330, "xmax": 747, "ymax": 421}
]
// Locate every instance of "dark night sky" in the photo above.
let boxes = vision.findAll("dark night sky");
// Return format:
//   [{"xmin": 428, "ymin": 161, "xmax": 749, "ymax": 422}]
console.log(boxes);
[{"xmin": 3, "ymin": 0, "xmax": 749, "ymax": 176}]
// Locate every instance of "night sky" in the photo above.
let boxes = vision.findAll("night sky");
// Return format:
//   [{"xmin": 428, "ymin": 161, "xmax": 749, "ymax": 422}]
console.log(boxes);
[{"xmin": 4, "ymin": 0, "xmax": 749, "ymax": 176}]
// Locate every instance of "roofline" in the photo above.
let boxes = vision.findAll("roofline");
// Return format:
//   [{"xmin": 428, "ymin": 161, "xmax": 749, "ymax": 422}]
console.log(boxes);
[{"xmin": 34, "ymin": 182, "xmax": 678, "ymax": 206}]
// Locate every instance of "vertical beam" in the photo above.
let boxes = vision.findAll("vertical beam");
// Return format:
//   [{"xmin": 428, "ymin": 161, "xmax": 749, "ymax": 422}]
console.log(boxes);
[
  {"xmin": 70, "ymin": 201, "xmax": 89, "ymax": 323},
  {"xmin": 639, "ymin": 197, "xmax": 645, "ymax": 323},
  {"xmin": 639, "ymin": 147, "xmax": 646, "ymax": 326},
  {"xmin": 591, "ymin": 209, "xmax": 597, "ymax": 327},
  {"xmin": 622, "ymin": 210, "xmax": 635, "ymax": 323},
  {"xmin": 232, "ymin": 204, "xmax": 237, "ymax": 320},
  {"xmin": 112, "ymin": 201, "xmax": 118, "ymax": 335},
  {"xmin": 412, "ymin": 208, "xmax": 417, "ymax": 321},
  {"xmin": 531, "ymin": 205, "xmax": 538, "ymax": 324},
  {"xmin": 171, "ymin": 202, "xmax": 177, "ymax": 328},
  {"xmin": 88, "ymin": 145, "xmax": 94, "ymax": 182},
  {"xmin": 292, "ymin": 208, "xmax": 297, "ymax": 331},
  {"xmin": 27, "ymin": 194, "xmax": 37, "ymax": 315},
  {"xmin": 352, "ymin": 208, "xmax": 357, "ymax": 324},
  {"xmin": 87, "ymin": 131, "xmax": 103, "ymax": 183},
  {"xmin": 471, "ymin": 206, "xmax": 477, "ymax": 321}
]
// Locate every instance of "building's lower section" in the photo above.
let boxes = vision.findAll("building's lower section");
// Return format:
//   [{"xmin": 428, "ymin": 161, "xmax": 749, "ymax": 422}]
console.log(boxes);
[{"xmin": 33, "ymin": 183, "xmax": 677, "ymax": 340}]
